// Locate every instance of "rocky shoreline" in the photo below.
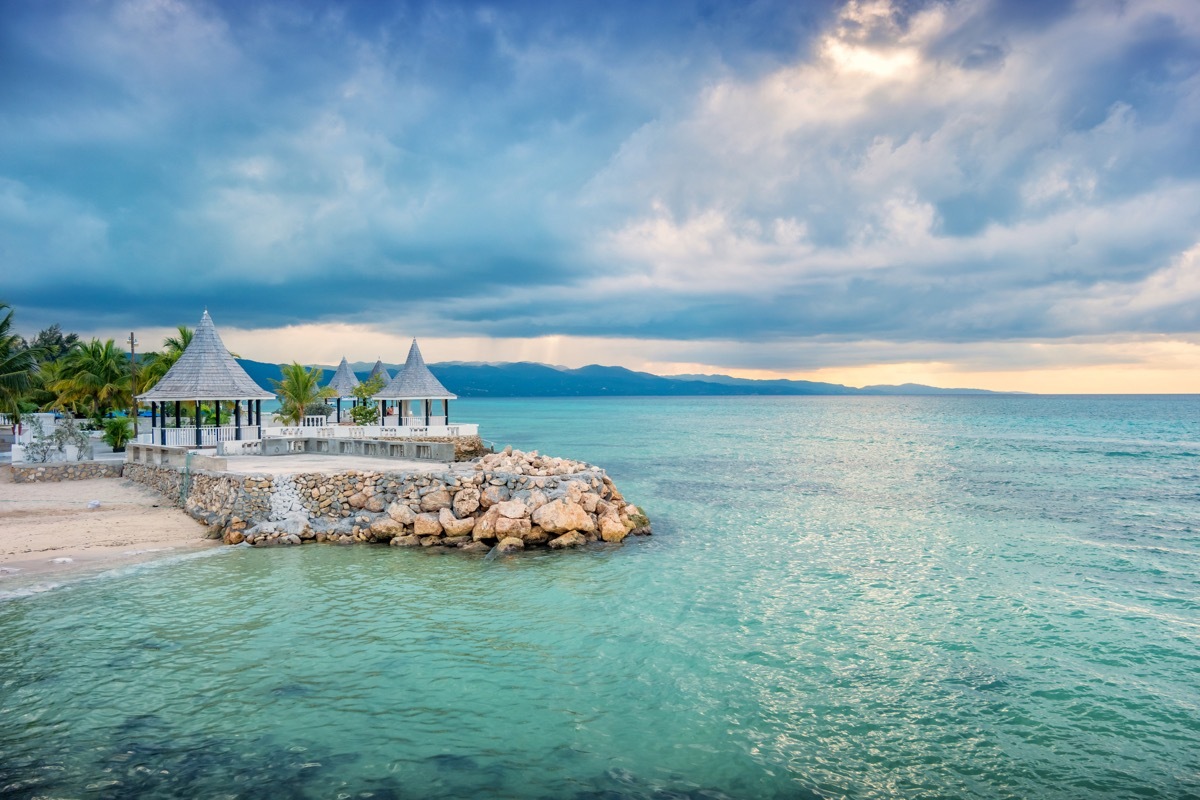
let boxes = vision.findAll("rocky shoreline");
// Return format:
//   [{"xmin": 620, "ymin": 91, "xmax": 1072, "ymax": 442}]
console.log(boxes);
[{"xmin": 123, "ymin": 447, "xmax": 650, "ymax": 553}]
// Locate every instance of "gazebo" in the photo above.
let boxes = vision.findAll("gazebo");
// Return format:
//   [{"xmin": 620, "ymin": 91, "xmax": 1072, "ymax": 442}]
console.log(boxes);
[
  {"xmin": 137, "ymin": 310, "xmax": 275, "ymax": 447},
  {"xmin": 373, "ymin": 340, "xmax": 455, "ymax": 427},
  {"xmin": 325, "ymin": 356, "xmax": 360, "ymax": 423},
  {"xmin": 367, "ymin": 358, "xmax": 391, "ymax": 384}
]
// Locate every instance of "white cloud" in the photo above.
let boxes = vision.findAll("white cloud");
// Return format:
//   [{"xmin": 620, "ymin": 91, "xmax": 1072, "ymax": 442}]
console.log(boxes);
[{"xmin": 583, "ymin": 0, "xmax": 1200, "ymax": 344}]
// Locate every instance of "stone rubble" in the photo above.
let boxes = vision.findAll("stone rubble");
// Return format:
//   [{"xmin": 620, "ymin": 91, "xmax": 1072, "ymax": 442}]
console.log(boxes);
[{"xmin": 122, "ymin": 447, "xmax": 651, "ymax": 555}]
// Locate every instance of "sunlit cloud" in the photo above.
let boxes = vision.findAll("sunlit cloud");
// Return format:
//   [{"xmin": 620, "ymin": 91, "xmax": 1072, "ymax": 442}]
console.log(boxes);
[{"xmin": 4, "ymin": 0, "xmax": 1200, "ymax": 391}]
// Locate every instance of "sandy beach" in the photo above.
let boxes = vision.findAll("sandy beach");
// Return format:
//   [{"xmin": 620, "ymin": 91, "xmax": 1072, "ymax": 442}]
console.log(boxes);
[{"xmin": 0, "ymin": 465, "xmax": 216, "ymax": 579}]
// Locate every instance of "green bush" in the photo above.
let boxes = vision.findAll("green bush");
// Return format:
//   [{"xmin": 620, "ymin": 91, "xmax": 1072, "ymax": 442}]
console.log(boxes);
[
  {"xmin": 102, "ymin": 417, "xmax": 133, "ymax": 451},
  {"xmin": 348, "ymin": 403, "xmax": 379, "ymax": 426}
]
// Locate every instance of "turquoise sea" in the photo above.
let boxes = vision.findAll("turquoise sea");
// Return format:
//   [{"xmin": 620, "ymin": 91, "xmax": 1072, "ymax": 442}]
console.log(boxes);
[{"xmin": 2, "ymin": 396, "xmax": 1198, "ymax": 799}]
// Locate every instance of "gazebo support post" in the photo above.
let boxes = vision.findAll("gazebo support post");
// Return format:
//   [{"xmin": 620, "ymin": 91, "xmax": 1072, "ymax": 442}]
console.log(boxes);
[
  {"xmin": 235, "ymin": 401, "xmax": 242, "ymax": 440},
  {"xmin": 445, "ymin": 399, "xmax": 450, "ymax": 424},
  {"xmin": 379, "ymin": 400, "xmax": 385, "ymax": 426},
  {"xmin": 175, "ymin": 403, "xmax": 181, "ymax": 429},
  {"xmin": 336, "ymin": 397, "xmax": 342, "ymax": 424},
  {"xmin": 424, "ymin": 398, "xmax": 430, "ymax": 426},
  {"xmin": 151, "ymin": 401, "xmax": 157, "ymax": 429},
  {"xmin": 256, "ymin": 400, "xmax": 262, "ymax": 437},
  {"xmin": 194, "ymin": 401, "xmax": 202, "ymax": 447}
]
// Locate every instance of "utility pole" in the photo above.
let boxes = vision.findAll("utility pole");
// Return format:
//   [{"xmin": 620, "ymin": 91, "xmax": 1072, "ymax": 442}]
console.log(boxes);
[{"xmin": 128, "ymin": 331, "xmax": 138, "ymax": 422}]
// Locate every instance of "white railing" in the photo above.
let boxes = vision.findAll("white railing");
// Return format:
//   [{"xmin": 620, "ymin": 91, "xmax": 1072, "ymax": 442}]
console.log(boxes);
[
  {"xmin": 158, "ymin": 425, "xmax": 255, "ymax": 447},
  {"xmin": 302, "ymin": 415, "xmax": 328, "ymax": 427},
  {"xmin": 383, "ymin": 415, "xmax": 448, "ymax": 427},
  {"xmin": 261, "ymin": 422, "xmax": 476, "ymax": 440}
]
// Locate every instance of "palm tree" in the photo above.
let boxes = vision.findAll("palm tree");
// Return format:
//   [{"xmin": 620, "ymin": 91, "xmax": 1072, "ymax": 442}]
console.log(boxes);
[
  {"xmin": 271, "ymin": 363, "xmax": 332, "ymax": 425},
  {"xmin": 139, "ymin": 325, "xmax": 194, "ymax": 392},
  {"xmin": 25, "ymin": 358, "xmax": 68, "ymax": 411},
  {"xmin": 0, "ymin": 302, "xmax": 42, "ymax": 416},
  {"xmin": 49, "ymin": 338, "xmax": 132, "ymax": 421}
]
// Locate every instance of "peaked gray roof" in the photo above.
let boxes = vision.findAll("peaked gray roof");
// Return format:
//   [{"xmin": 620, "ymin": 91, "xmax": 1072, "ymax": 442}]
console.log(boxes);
[
  {"xmin": 374, "ymin": 340, "xmax": 456, "ymax": 400},
  {"xmin": 367, "ymin": 359, "xmax": 391, "ymax": 383},
  {"xmin": 137, "ymin": 310, "xmax": 275, "ymax": 401},
  {"xmin": 326, "ymin": 356, "xmax": 360, "ymax": 397}
]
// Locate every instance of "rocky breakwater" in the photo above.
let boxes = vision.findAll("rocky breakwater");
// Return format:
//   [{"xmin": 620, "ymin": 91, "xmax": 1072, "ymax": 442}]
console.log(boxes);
[{"xmin": 238, "ymin": 447, "xmax": 651, "ymax": 553}]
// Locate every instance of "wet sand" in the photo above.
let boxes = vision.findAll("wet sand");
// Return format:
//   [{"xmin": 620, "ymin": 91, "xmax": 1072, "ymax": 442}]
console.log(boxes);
[{"xmin": 0, "ymin": 465, "xmax": 217, "ymax": 580}]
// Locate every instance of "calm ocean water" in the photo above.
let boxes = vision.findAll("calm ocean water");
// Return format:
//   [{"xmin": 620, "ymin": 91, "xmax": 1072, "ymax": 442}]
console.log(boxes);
[{"xmin": 1, "ymin": 396, "xmax": 1198, "ymax": 799}]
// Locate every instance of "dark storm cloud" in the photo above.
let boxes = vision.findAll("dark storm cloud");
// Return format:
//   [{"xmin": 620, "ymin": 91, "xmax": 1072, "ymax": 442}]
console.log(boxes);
[{"xmin": 2, "ymin": 0, "xmax": 1199, "ymax": 370}]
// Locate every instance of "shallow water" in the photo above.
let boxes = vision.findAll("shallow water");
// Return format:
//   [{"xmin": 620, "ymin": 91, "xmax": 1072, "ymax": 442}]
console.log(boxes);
[{"xmin": 1, "ymin": 396, "xmax": 1198, "ymax": 798}]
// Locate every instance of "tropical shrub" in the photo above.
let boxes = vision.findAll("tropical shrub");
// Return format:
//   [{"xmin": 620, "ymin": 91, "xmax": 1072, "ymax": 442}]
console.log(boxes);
[
  {"xmin": 102, "ymin": 417, "xmax": 134, "ymax": 451},
  {"xmin": 304, "ymin": 402, "xmax": 335, "ymax": 418},
  {"xmin": 348, "ymin": 374, "xmax": 385, "ymax": 425},
  {"xmin": 24, "ymin": 418, "xmax": 54, "ymax": 462},
  {"xmin": 52, "ymin": 416, "xmax": 89, "ymax": 454}
]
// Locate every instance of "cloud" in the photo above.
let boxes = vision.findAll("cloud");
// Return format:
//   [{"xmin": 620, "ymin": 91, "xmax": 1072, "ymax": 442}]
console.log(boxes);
[
  {"xmin": 2, "ymin": 0, "xmax": 1200, "ymax": 389},
  {"xmin": 577, "ymin": 0, "xmax": 1200, "ymax": 343}
]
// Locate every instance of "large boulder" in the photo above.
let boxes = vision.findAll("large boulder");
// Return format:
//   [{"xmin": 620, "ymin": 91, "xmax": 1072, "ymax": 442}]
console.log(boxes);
[
  {"xmin": 439, "ymin": 507, "xmax": 475, "ymax": 536},
  {"xmin": 472, "ymin": 506, "xmax": 502, "ymax": 541},
  {"xmin": 453, "ymin": 488, "xmax": 481, "ymax": 517},
  {"xmin": 549, "ymin": 531, "xmax": 586, "ymax": 549},
  {"xmin": 387, "ymin": 502, "xmax": 416, "ymax": 526},
  {"xmin": 495, "ymin": 517, "xmax": 531, "ymax": 538},
  {"xmin": 370, "ymin": 517, "xmax": 406, "ymax": 539},
  {"xmin": 532, "ymin": 498, "xmax": 596, "ymax": 534},
  {"xmin": 348, "ymin": 492, "xmax": 367, "ymax": 509},
  {"xmin": 494, "ymin": 498, "xmax": 530, "ymax": 519},
  {"xmin": 481, "ymin": 484, "xmax": 510, "ymax": 508},
  {"xmin": 420, "ymin": 488, "xmax": 452, "ymax": 512},
  {"xmin": 599, "ymin": 514, "xmax": 628, "ymax": 543},
  {"xmin": 414, "ymin": 512, "xmax": 444, "ymax": 537},
  {"xmin": 523, "ymin": 526, "xmax": 550, "ymax": 546},
  {"xmin": 496, "ymin": 536, "xmax": 524, "ymax": 554},
  {"xmin": 390, "ymin": 534, "xmax": 421, "ymax": 547},
  {"xmin": 526, "ymin": 488, "xmax": 549, "ymax": 511}
]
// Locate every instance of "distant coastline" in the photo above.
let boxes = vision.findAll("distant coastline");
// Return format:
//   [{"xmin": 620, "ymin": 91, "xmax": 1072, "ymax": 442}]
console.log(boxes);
[{"xmin": 235, "ymin": 358, "xmax": 1017, "ymax": 399}]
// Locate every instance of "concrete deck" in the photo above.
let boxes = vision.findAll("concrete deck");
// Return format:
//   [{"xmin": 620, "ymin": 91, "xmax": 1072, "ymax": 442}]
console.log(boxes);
[{"xmin": 220, "ymin": 453, "xmax": 474, "ymax": 476}]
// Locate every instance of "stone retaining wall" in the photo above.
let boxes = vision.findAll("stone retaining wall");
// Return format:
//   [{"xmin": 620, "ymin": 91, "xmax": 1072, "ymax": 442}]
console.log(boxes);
[
  {"xmin": 122, "ymin": 448, "xmax": 651, "ymax": 553},
  {"xmin": 12, "ymin": 461, "xmax": 125, "ymax": 483}
]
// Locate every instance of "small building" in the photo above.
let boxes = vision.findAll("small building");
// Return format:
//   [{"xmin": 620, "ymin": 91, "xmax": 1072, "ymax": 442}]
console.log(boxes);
[
  {"xmin": 325, "ymin": 356, "xmax": 360, "ymax": 423},
  {"xmin": 373, "ymin": 339, "xmax": 455, "ymax": 427},
  {"xmin": 136, "ymin": 310, "xmax": 275, "ymax": 447}
]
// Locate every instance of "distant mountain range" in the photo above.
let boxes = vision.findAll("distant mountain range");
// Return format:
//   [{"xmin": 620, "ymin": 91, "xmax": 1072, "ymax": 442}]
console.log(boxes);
[{"xmin": 235, "ymin": 359, "xmax": 1011, "ymax": 397}]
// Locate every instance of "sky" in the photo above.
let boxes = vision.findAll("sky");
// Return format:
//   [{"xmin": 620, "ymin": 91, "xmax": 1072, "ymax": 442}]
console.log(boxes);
[{"xmin": 3, "ymin": 0, "xmax": 1200, "ymax": 393}]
